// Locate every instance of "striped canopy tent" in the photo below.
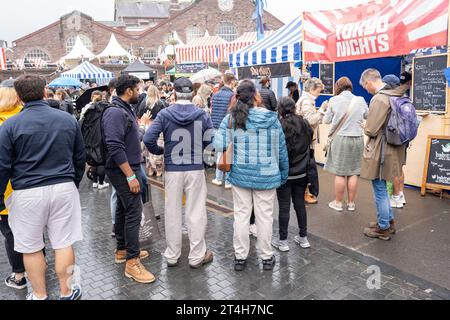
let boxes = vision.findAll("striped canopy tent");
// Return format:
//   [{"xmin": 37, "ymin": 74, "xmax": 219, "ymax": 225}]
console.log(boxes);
[
  {"xmin": 229, "ymin": 16, "xmax": 303, "ymax": 68},
  {"xmin": 176, "ymin": 31, "xmax": 228, "ymax": 64},
  {"xmin": 15, "ymin": 58, "xmax": 48, "ymax": 70},
  {"xmin": 62, "ymin": 61, "xmax": 114, "ymax": 85},
  {"xmin": 223, "ymin": 31, "xmax": 275, "ymax": 57}
]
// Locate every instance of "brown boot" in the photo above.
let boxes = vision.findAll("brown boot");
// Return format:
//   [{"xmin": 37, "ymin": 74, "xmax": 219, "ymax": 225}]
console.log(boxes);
[
  {"xmin": 115, "ymin": 250, "xmax": 150, "ymax": 264},
  {"xmin": 368, "ymin": 220, "xmax": 396, "ymax": 234},
  {"xmin": 125, "ymin": 258, "xmax": 156, "ymax": 284},
  {"xmin": 364, "ymin": 226, "xmax": 391, "ymax": 241},
  {"xmin": 190, "ymin": 250, "xmax": 214, "ymax": 269}
]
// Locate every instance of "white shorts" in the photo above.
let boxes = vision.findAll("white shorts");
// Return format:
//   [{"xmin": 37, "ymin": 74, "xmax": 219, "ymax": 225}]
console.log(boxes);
[{"xmin": 7, "ymin": 182, "xmax": 83, "ymax": 254}]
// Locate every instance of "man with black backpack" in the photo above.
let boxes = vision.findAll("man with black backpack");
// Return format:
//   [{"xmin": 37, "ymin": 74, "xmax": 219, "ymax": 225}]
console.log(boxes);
[
  {"xmin": 102, "ymin": 75, "xmax": 155, "ymax": 284},
  {"xmin": 359, "ymin": 69, "xmax": 413, "ymax": 241}
]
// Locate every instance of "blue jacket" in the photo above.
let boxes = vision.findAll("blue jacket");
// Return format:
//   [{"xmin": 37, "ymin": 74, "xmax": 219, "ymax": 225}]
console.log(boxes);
[
  {"xmin": 210, "ymin": 86, "xmax": 234, "ymax": 129},
  {"xmin": 215, "ymin": 108, "xmax": 289, "ymax": 190},
  {"xmin": 103, "ymin": 97, "xmax": 142, "ymax": 170},
  {"xmin": 0, "ymin": 100, "xmax": 86, "ymax": 211},
  {"xmin": 144, "ymin": 101, "xmax": 213, "ymax": 172}
]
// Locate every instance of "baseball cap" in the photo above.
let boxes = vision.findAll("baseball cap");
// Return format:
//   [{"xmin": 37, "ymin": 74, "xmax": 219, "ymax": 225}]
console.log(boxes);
[
  {"xmin": 400, "ymin": 72, "xmax": 412, "ymax": 85},
  {"xmin": 382, "ymin": 74, "xmax": 400, "ymax": 88},
  {"xmin": 0, "ymin": 79, "xmax": 15, "ymax": 88},
  {"xmin": 173, "ymin": 77, "xmax": 193, "ymax": 93}
]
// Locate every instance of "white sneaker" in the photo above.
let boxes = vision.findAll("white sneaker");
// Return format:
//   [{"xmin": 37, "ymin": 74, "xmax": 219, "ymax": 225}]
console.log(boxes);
[
  {"xmin": 93, "ymin": 183, "xmax": 98, "ymax": 188},
  {"xmin": 212, "ymin": 179, "xmax": 222, "ymax": 186},
  {"xmin": 390, "ymin": 196, "xmax": 404, "ymax": 209},
  {"xmin": 224, "ymin": 183, "xmax": 232, "ymax": 190},
  {"xmin": 272, "ymin": 239, "xmax": 290, "ymax": 252},
  {"xmin": 98, "ymin": 183, "xmax": 110, "ymax": 190},
  {"xmin": 347, "ymin": 203, "xmax": 356, "ymax": 212},
  {"xmin": 294, "ymin": 236, "xmax": 311, "ymax": 249},
  {"xmin": 249, "ymin": 224, "xmax": 257, "ymax": 238},
  {"xmin": 399, "ymin": 192, "xmax": 406, "ymax": 205},
  {"xmin": 329, "ymin": 201, "xmax": 344, "ymax": 212}
]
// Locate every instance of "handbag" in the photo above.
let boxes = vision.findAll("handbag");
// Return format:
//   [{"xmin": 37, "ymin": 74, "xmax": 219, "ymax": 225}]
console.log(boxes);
[
  {"xmin": 217, "ymin": 116, "xmax": 234, "ymax": 173},
  {"xmin": 139, "ymin": 201, "xmax": 161, "ymax": 248},
  {"xmin": 323, "ymin": 97, "xmax": 357, "ymax": 157}
]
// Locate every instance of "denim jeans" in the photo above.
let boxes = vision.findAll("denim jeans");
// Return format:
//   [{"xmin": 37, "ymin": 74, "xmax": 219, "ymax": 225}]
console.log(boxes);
[
  {"xmin": 139, "ymin": 164, "xmax": 148, "ymax": 204},
  {"xmin": 372, "ymin": 179, "xmax": 394, "ymax": 230},
  {"xmin": 111, "ymin": 187, "xmax": 117, "ymax": 225},
  {"xmin": 215, "ymin": 152, "xmax": 230, "ymax": 182}
]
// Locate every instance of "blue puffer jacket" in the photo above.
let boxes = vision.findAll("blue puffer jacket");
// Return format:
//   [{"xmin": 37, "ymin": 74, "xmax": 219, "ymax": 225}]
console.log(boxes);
[
  {"xmin": 210, "ymin": 86, "xmax": 234, "ymax": 129},
  {"xmin": 215, "ymin": 108, "xmax": 289, "ymax": 190}
]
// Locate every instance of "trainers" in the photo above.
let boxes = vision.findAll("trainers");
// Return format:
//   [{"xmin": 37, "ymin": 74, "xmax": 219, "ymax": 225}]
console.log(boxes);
[
  {"xmin": 262, "ymin": 256, "xmax": 276, "ymax": 271},
  {"xmin": 369, "ymin": 220, "xmax": 396, "ymax": 234},
  {"xmin": 98, "ymin": 183, "xmax": 110, "ymax": 190},
  {"xmin": 60, "ymin": 288, "xmax": 82, "ymax": 301},
  {"xmin": 115, "ymin": 250, "xmax": 150, "ymax": 264},
  {"xmin": 125, "ymin": 258, "xmax": 156, "ymax": 284},
  {"xmin": 347, "ymin": 203, "xmax": 356, "ymax": 212},
  {"xmin": 364, "ymin": 226, "xmax": 391, "ymax": 241},
  {"xmin": 234, "ymin": 259, "xmax": 247, "ymax": 272},
  {"xmin": 190, "ymin": 250, "xmax": 214, "ymax": 269},
  {"xmin": 305, "ymin": 194, "xmax": 318, "ymax": 204},
  {"xmin": 249, "ymin": 224, "xmax": 258, "ymax": 238},
  {"xmin": 272, "ymin": 239, "xmax": 290, "ymax": 252},
  {"xmin": 167, "ymin": 260, "xmax": 179, "ymax": 268},
  {"xmin": 5, "ymin": 273, "xmax": 27, "ymax": 290},
  {"xmin": 224, "ymin": 183, "xmax": 232, "ymax": 190},
  {"xmin": 26, "ymin": 293, "xmax": 49, "ymax": 301},
  {"xmin": 329, "ymin": 201, "xmax": 344, "ymax": 212},
  {"xmin": 390, "ymin": 196, "xmax": 404, "ymax": 209},
  {"xmin": 212, "ymin": 179, "xmax": 222, "ymax": 186},
  {"xmin": 294, "ymin": 236, "xmax": 311, "ymax": 249},
  {"xmin": 399, "ymin": 192, "xmax": 407, "ymax": 205},
  {"xmin": 93, "ymin": 183, "xmax": 98, "ymax": 188}
]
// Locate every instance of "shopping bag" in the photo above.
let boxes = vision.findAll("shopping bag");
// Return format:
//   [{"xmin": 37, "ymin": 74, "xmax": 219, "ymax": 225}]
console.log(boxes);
[{"xmin": 139, "ymin": 201, "xmax": 161, "ymax": 248}]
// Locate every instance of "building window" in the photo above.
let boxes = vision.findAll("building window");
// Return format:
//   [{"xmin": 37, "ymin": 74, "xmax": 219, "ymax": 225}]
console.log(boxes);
[
  {"xmin": 216, "ymin": 22, "xmax": 237, "ymax": 42},
  {"xmin": 24, "ymin": 49, "xmax": 51, "ymax": 62},
  {"xmin": 186, "ymin": 26, "xmax": 203, "ymax": 44},
  {"xmin": 143, "ymin": 50, "xmax": 158, "ymax": 60},
  {"xmin": 66, "ymin": 34, "xmax": 93, "ymax": 53}
]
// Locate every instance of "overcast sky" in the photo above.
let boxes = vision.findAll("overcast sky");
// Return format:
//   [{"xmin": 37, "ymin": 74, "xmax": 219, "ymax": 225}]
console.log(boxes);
[{"xmin": 0, "ymin": 0, "xmax": 369, "ymax": 43}]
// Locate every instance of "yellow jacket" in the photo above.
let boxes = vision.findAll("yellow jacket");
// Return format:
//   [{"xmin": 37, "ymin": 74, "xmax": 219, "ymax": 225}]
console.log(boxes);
[{"xmin": 0, "ymin": 106, "xmax": 22, "ymax": 215}]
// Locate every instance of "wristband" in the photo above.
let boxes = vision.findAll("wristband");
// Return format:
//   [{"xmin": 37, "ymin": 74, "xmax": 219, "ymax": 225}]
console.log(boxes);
[{"xmin": 127, "ymin": 175, "xmax": 137, "ymax": 183}]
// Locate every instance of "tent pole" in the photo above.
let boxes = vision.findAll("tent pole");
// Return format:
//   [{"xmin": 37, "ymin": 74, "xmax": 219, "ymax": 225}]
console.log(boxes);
[
  {"xmin": 445, "ymin": 2, "xmax": 450, "ymax": 136},
  {"xmin": 301, "ymin": 11, "xmax": 307, "ymax": 86}
]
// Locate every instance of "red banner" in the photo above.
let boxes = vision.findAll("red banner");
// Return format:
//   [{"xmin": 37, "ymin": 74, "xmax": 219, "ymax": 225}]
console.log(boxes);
[{"xmin": 304, "ymin": 0, "xmax": 449, "ymax": 62}]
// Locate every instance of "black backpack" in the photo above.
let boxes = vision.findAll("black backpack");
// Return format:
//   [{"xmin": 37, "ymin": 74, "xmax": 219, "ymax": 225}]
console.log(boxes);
[{"xmin": 79, "ymin": 101, "xmax": 132, "ymax": 166}]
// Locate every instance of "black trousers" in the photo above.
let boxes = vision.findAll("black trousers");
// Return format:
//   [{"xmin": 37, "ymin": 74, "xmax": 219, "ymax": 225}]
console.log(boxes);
[
  {"xmin": 277, "ymin": 177, "xmax": 308, "ymax": 240},
  {"xmin": 0, "ymin": 215, "xmax": 25, "ymax": 273},
  {"xmin": 92, "ymin": 166, "xmax": 106, "ymax": 185},
  {"xmin": 106, "ymin": 168, "xmax": 143, "ymax": 260},
  {"xmin": 250, "ymin": 210, "xmax": 256, "ymax": 225}
]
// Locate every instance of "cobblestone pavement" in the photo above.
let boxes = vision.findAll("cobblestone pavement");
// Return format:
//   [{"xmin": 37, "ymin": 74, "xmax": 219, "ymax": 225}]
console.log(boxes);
[{"xmin": 0, "ymin": 177, "xmax": 442, "ymax": 301}]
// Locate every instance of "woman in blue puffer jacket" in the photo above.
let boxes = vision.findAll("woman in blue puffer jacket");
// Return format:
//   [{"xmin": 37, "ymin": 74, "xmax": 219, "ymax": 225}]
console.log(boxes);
[{"xmin": 215, "ymin": 80, "xmax": 289, "ymax": 272}]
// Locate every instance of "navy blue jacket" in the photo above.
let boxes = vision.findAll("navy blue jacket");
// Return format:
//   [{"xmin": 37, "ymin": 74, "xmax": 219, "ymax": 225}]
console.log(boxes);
[
  {"xmin": 144, "ymin": 102, "xmax": 213, "ymax": 172},
  {"xmin": 210, "ymin": 86, "xmax": 234, "ymax": 129},
  {"xmin": 0, "ymin": 100, "xmax": 86, "ymax": 211},
  {"xmin": 103, "ymin": 97, "xmax": 142, "ymax": 170}
]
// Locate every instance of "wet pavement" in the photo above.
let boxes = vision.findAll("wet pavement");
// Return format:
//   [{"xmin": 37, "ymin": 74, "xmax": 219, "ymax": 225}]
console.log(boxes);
[{"xmin": 0, "ymin": 168, "xmax": 448, "ymax": 300}]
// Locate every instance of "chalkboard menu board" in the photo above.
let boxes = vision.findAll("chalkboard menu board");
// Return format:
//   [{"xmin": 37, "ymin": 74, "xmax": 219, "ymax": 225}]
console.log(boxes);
[
  {"xmin": 421, "ymin": 135, "xmax": 450, "ymax": 196},
  {"xmin": 412, "ymin": 54, "xmax": 447, "ymax": 113},
  {"xmin": 319, "ymin": 63, "xmax": 335, "ymax": 95}
]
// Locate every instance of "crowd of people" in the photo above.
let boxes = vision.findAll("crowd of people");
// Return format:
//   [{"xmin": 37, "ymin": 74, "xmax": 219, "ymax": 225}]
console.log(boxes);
[{"xmin": 0, "ymin": 66, "xmax": 414, "ymax": 299}]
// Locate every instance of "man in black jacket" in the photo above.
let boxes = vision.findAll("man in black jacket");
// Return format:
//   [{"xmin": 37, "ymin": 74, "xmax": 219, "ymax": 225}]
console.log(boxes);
[
  {"xmin": 259, "ymin": 77, "xmax": 278, "ymax": 112},
  {"xmin": 0, "ymin": 75, "xmax": 86, "ymax": 300}
]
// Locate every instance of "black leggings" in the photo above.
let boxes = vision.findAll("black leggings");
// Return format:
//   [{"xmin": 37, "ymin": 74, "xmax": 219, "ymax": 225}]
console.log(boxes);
[
  {"xmin": 0, "ymin": 215, "xmax": 25, "ymax": 274},
  {"xmin": 277, "ymin": 177, "xmax": 308, "ymax": 240},
  {"xmin": 92, "ymin": 166, "xmax": 106, "ymax": 185}
]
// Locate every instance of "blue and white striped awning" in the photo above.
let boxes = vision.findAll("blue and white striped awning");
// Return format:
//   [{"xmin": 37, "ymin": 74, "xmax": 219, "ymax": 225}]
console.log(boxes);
[
  {"xmin": 229, "ymin": 16, "xmax": 302, "ymax": 68},
  {"xmin": 62, "ymin": 61, "xmax": 114, "ymax": 80}
]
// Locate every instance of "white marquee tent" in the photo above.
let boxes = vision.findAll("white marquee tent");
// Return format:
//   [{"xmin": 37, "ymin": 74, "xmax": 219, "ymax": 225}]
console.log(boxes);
[
  {"xmin": 97, "ymin": 34, "xmax": 131, "ymax": 59},
  {"xmin": 61, "ymin": 35, "xmax": 95, "ymax": 61}
]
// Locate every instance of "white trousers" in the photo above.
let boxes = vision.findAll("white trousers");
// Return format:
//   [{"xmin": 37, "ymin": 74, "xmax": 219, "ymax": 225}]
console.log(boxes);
[
  {"xmin": 164, "ymin": 170, "xmax": 208, "ymax": 266},
  {"xmin": 232, "ymin": 186, "xmax": 276, "ymax": 260}
]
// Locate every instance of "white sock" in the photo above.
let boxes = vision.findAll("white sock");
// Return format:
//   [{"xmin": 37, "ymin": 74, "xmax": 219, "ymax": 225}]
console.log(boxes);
[{"xmin": 33, "ymin": 293, "xmax": 48, "ymax": 300}]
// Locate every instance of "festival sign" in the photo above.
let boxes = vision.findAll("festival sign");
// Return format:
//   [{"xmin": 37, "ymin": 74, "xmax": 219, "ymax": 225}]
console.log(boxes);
[
  {"xmin": 237, "ymin": 62, "xmax": 293, "ymax": 79},
  {"xmin": 304, "ymin": 0, "xmax": 449, "ymax": 62}
]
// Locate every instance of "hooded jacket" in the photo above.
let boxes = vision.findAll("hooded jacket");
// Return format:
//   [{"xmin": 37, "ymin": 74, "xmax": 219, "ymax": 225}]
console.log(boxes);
[
  {"xmin": 144, "ymin": 101, "xmax": 213, "ymax": 172},
  {"xmin": 210, "ymin": 86, "xmax": 234, "ymax": 129},
  {"xmin": 215, "ymin": 108, "xmax": 289, "ymax": 190}
]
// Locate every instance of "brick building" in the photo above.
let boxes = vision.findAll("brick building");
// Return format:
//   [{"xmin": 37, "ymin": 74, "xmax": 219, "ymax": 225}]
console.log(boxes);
[{"xmin": 10, "ymin": 0, "xmax": 284, "ymax": 65}]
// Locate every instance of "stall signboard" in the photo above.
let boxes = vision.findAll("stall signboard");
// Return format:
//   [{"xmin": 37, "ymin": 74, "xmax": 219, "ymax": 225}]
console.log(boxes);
[
  {"xmin": 176, "ymin": 63, "xmax": 207, "ymax": 74},
  {"xmin": 304, "ymin": 0, "xmax": 449, "ymax": 62},
  {"xmin": 319, "ymin": 63, "xmax": 335, "ymax": 95},
  {"xmin": 237, "ymin": 62, "xmax": 293, "ymax": 80},
  {"xmin": 421, "ymin": 135, "xmax": 450, "ymax": 196},
  {"xmin": 129, "ymin": 72, "xmax": 153, "ymax": 80},
  {"xmin": 412, "ymin": 54, "xmax": 447, "ymax": 113}
]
